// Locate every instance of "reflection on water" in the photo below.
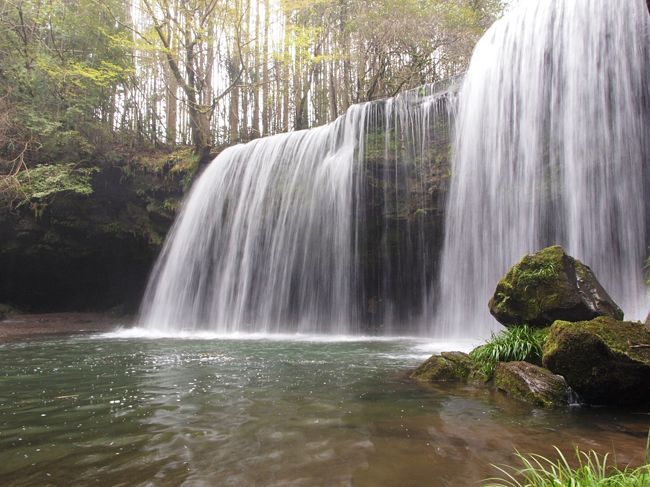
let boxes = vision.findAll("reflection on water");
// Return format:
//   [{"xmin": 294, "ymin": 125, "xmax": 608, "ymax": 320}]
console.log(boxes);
[{"xmin": 0, "ymin": 336, "xmax": 647, "ymax": 486}]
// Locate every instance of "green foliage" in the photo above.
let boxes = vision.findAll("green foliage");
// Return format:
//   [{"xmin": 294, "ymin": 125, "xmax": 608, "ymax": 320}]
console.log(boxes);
[
  {"xmin": 470, "ymin": 325, "xmax": 549, "ymax": 378},
  {"xmin": 485, "ymin": 434, "xmax": 650, "ymax": 487},
  {"xmin": 15, "ymin": 163, "xmax": 97, "ymax": 206},
  {"xmin": 645, "ymin": 256, "xmax": 650, "ymax": 286},
  {"xmin": 126, "ymin": 147, "xmax": 199, "ymax": 192},
  {"xmin": 0, "ymin": 0, "xmax": 134, "ymax": 172}
]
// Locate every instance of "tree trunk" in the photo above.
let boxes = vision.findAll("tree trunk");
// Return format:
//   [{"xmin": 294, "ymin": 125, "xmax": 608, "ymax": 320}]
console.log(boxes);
[
  {"xmin": 328, "ymin": 66, "xmax": 337, "ymax": 121},
  {"xmin": 165, "ymin": 62, "xmax": 178, "ymax": 145},
  {"xmin": 251, "ymin": 0, "xmax": 261, "ymax": 138},
  {"xmin": 262, "ymin": 0, "xmax": 270, "ymax": 136},
  {"xmin": 185, "ymin": 25, "xmax": 211, "ymax": 162},
  {"xmin": 229, "ymin": 57, "xmax": 240, "ymax": 143}
]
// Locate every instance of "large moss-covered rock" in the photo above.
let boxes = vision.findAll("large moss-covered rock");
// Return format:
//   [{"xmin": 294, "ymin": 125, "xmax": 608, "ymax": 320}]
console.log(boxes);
[
  {"xmin": 489, "ymin": 246, "xmax": 623, "ymax": 328},
  {"xmin": 411, "ymin": 351, "xmax": 473, "ymax": 382},
  {"xmin": 542, "ymin": 317, "xmax": 650, "ymax": 406},
  {"xmin": 494, "ymin": 361, "xmax": 569, "ymax": 408}
]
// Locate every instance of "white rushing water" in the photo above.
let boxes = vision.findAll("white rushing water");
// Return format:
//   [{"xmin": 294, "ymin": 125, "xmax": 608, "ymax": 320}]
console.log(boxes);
[
  {"xmin": 140, "ymin": 86, "xmax": 453, "ymax": 334},
  {"xmin": 435, "ymin": 0, "xmax": 650, "ymax": 337},
  {"xmin": 142, "ymin": 0, "xmax": 650, "ymax": 337}
]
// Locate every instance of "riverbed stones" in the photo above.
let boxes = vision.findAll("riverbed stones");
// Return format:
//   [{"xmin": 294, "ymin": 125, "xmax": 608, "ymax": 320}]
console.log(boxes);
[
  {"xmin": 488, "ymin": 246, "xmax": 623, "ymax": 328},
  {"xmin": 542, "ymin": 316, "xmax": 650, "ymax": 406},
  {"xmin": 411, "ymin": 351, "xmax": 473, "ymax": 382},
  {"xmin": 494, "ymin": 361, "xmax": 569, "ymax": 408}
]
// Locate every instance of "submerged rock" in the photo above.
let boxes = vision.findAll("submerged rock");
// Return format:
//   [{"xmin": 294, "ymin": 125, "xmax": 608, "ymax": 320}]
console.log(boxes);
[
  {"xmin": 411, "ymin": 351, "xmax": 473, "ymax": 382},
  {"xmin": 494, "ymin": 361, "xmax": 569, "ymax": 408},
  {"xmin": 489, "ymin": 246, "xmax": 623, "ymax": 328},
  {"xmin": 542, "ymin": 317, "xmax": 650, "ymax": 406},
  {"xmin": 0, "ymin": 304, "xmax": 18, "ymax": 322}
]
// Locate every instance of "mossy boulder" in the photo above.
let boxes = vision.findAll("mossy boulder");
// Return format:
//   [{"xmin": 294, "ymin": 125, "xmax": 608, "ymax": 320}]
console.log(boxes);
[
  {"xmin": 489, "ymin": 246, "xmax": 623, "ymax": 328},
  {"xmin": 542, "ymin": 317, "xmax": 650, "ymax": 406},
  {"xmin": 494, "ymin": 361, "xmax": 569, "ymax": 408},
  {"xmin": 411, "ymin": 351, "xmax": 473, "ymax": 382}
]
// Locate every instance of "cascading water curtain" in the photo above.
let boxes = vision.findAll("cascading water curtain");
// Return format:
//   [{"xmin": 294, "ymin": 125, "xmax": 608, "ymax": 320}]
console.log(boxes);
[
  {"xmin": 139, "ymin": 84, "xmax": 455, "ymax": 335},
  {"xmin": 139, "ymin": 107, "xmax": 366, "ymax": 334},
  {"xmin": 435, "ymin": 0, "xmax": 650, "ymax": 338}
]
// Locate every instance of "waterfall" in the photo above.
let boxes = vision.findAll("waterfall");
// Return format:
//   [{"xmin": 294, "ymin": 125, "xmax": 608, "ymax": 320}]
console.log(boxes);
[
  {"xmin": 435, "ymin": 0, "xmax": 650, "ymax": 338},
  {"xmin": 140, "ymin": 85, "xmax": 455, "ymax": 334},
  {"xmin": 141, "ymin": 0, "xmax": 650, "ymax": 337}
]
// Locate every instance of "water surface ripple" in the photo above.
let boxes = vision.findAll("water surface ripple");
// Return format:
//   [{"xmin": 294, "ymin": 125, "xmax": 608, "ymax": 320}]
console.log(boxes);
[{"xmin": 0, "ymin": 336, "xmax": 647, "ymax": 486}]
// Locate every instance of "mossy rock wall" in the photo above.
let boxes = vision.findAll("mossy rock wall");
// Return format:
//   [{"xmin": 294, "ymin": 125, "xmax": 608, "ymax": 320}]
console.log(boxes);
[
  {"xmin": 0, "ymin": 148, "xmax": 198, "ymax": 313},
  {"xmin": 356, "ymin": 99, "xmax": 451, "ymax": 327}
]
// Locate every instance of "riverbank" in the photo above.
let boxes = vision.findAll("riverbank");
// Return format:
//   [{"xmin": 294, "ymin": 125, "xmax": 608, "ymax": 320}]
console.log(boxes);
[{"xmin": 0, "ymin": 313, "xmax": 130, "ymax": 342}]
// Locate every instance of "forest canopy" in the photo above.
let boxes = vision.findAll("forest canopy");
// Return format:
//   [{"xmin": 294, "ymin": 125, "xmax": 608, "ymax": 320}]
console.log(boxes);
[{"xmin": 0, "ymin": 0, "xmax": 503, "ymax": 178}]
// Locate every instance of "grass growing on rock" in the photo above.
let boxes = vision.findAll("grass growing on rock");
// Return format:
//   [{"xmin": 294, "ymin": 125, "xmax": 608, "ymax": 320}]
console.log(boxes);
[
  {"xmin": 470, "ymin": 325, "xmax": 548, "ymax": 379},
  {"xmin": 484, "ymin": 434, "xmax": 650, "ymax": 487}
]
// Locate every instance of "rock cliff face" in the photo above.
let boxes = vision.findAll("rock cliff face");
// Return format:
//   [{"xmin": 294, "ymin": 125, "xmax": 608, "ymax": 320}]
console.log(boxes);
[
  {"xmin": 0, "ymin": 149, "xmax": 197, "ymax": 312},
  {"xmin": 357, "ymin": 104, "xmax": 450, "ymax": 326}
]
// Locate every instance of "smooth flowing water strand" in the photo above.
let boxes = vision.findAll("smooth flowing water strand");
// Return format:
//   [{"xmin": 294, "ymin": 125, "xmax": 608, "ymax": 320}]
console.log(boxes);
[
  {"xmin": 139, "ymin": 106, "xmax": 365, "ymax": 334},
  {"xmin": 435, "ymin": 0, "xmax": 650, "ymax": 338},
  {"xmin": 140, "ymin": 85, "xmax": 454, "ymax": 335}
]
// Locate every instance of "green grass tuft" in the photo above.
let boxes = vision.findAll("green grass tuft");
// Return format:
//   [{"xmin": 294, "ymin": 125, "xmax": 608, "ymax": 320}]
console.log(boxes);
[
  {"xmin": 484, "ymin": 434, "xmax": 650, "ymax": 487},
  {"xmin": 513, "ymin": 262, "xmax": 557, "ymax": 291},
  {"xmin": 470, "ymin": 325, "xmax": 548, "ymax": 379}
]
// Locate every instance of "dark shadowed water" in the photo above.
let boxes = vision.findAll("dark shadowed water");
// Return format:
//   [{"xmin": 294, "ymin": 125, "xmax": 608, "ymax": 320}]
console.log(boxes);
[{"xmin": 0, "ymin": 334, "xmax": 648, "ymax": 486}]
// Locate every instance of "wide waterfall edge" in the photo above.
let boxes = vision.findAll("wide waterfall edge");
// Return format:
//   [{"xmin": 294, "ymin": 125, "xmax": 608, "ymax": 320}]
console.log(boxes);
[
  {"xmin": 137, "ymin": 78, "xmax": 461, "ymax": 337},
  {"xmin": 100, "ymin": 326, "xmax": 481, "ymax": 355}
]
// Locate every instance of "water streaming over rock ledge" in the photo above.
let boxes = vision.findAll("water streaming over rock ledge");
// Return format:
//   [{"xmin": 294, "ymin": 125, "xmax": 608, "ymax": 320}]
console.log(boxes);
[
  {"xmin": 140, "ymin": 85, "xmax": 454, "ymax": 334},
  {"xmin": 141, "ymin": 0, "xmax": 650, "ymax": 336},
  {"xmin": 435, "ymin": 0, "xmax": 650, "ymax": 337}
]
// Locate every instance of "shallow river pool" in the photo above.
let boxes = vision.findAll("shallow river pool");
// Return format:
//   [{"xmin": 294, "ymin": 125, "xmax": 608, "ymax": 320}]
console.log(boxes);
[{"xmin": 0, "ymin": 332, "xmax": 648, "ymax": 486}]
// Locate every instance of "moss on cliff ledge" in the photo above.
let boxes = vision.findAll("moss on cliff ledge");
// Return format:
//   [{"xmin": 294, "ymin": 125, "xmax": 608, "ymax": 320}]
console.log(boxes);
[{"xmin": 0, "ymin": 146, "xmax": 199, "ymax": 312}]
